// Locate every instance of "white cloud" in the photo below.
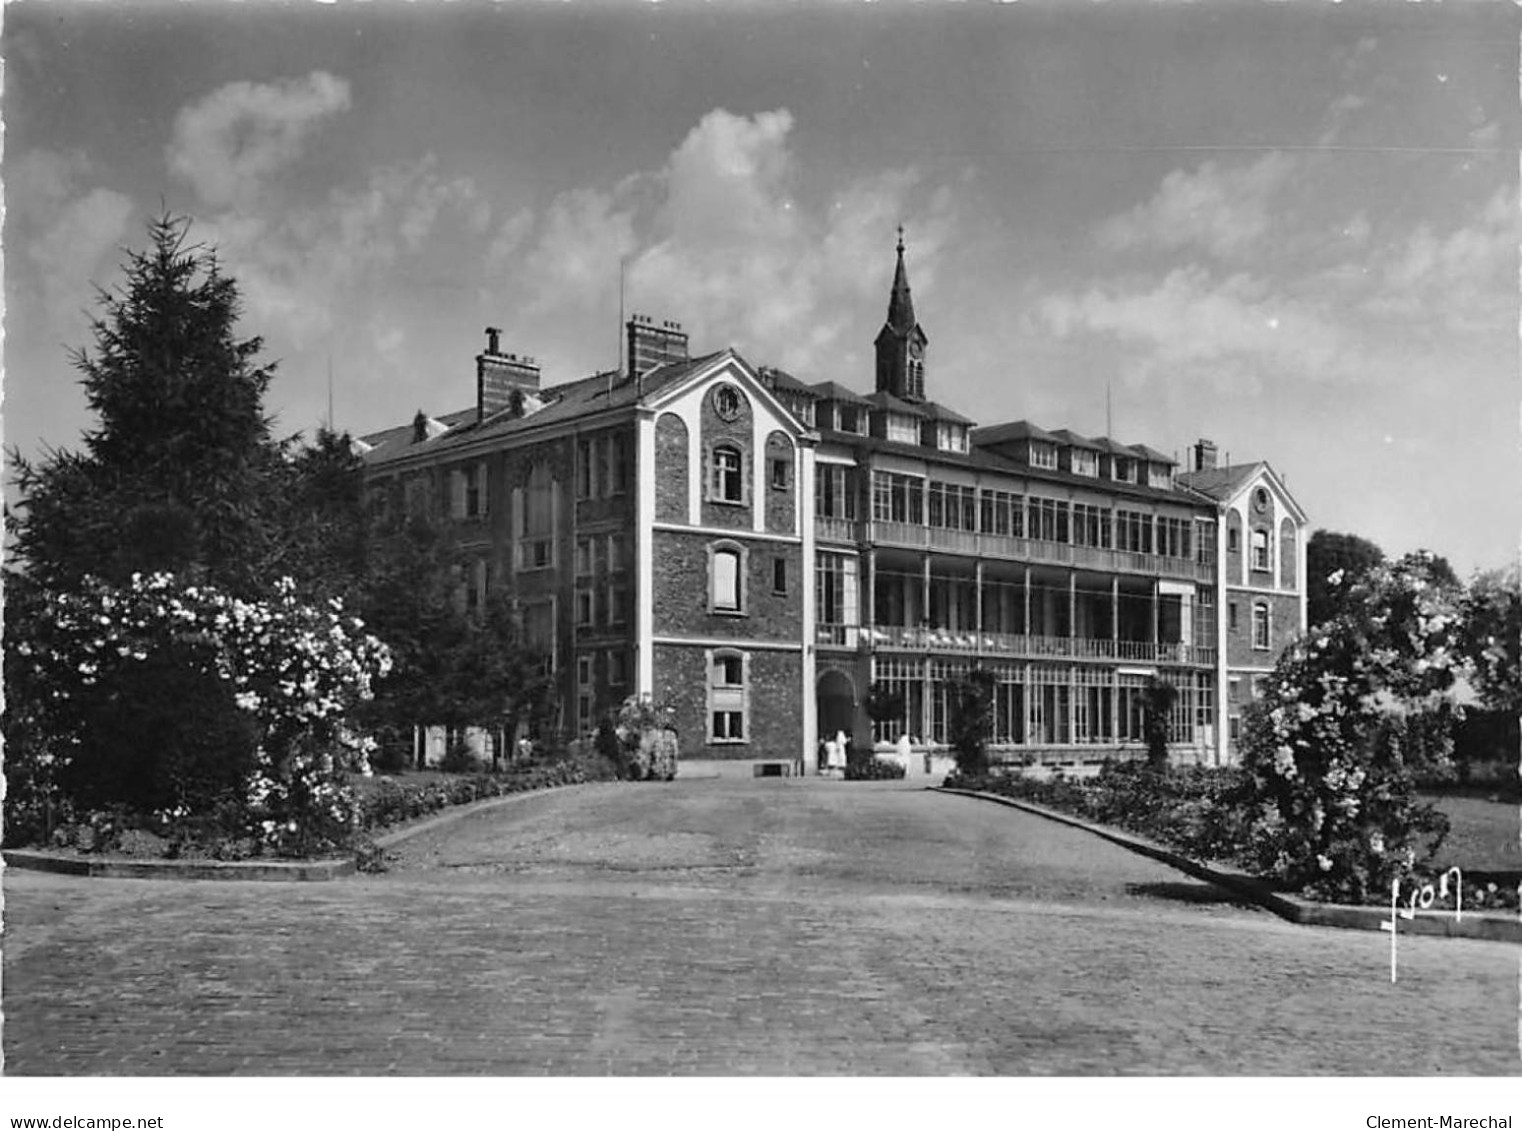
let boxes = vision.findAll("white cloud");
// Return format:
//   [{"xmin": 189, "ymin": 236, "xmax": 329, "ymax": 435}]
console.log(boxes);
[
  {"xmin": 198, "ymin": 155, "xmax": 489, "ymax": 346},
  {"xmin": 167, "ymin": 71, "xmax": 351, "ymax": 207},
  {"xmin": 1038, "ymin": 265, "xmax": 1355, "ymax": 390},
  {"xmin": 1365, "ymin": 187, "xmax": 1519, "ymax": 333},
  {"xmin": 1095, "ymin": 152, "xmax": 1296, "ymax": 259},
  {"xmin": 500, "ymin": 107, "xmax": 956, "ymax": 376},
  {"xmin": 9, "ymin": 149, "xmax": 135, "ymax": 337}
]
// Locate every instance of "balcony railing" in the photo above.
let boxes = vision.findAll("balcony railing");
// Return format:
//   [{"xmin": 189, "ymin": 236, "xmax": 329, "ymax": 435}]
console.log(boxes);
[
  {"xmin": 843, "ymin": 518, "xmax": 1217, "ymax": 581},
  {"xmin": 815, "ymin": 516, "xmax": 860, "ymax": 543},
  {"xmin": 845, "ymin": 625, "xmax": 1216, "ymax": 665}
]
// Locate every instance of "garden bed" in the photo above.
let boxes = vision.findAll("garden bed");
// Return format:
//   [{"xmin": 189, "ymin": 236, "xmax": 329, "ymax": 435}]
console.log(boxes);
[{"xmin": 948, "ymin": 763, "xmax": 1520, "ymax": 914}]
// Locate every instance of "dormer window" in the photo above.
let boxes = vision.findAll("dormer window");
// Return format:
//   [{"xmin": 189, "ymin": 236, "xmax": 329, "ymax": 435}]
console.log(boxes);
[
  {"xmin": 938, "ymin": 424, "xmax": 968, "ymax": 454},
  {"xmin": 1113, "ymin": 458, "xmax": 1136, "ymax": 483},
  {"xmin": 884, "ymin": 413, "xmax": 918, "ymax": 445},
  {"xmin": 1148, "ymin": 463, "xmax": 1172, "ymax": 489},
  {"xmin": 838, "ymin": 406, "xmax": 861, "ymax": 434},
  {"xmin": 1071, "ymin": 450, "xmax": 1098, "ymax": 477},
  {"xmin": 1030, "ymin": 442, "xmax": 1057, "ymax": 470}
]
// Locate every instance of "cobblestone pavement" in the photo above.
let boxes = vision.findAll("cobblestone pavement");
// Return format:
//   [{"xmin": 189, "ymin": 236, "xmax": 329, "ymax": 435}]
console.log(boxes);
[{"xmin": 5, "ymin": 779, "xmax": 1518, "ymax": 1075}]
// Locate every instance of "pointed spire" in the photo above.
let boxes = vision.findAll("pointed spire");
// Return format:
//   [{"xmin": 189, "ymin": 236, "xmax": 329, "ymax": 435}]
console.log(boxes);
[{"xmin": 886, "ymin": 225, "xmax": 916, "ymax": 334}]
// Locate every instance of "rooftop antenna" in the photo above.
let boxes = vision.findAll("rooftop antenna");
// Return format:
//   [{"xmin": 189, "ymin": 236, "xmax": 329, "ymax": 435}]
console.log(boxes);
[
  {"xmin": 613, "ymin": 253, "xmax": 628, "ymax": 399},
  {"xmin": 1106, "ymin": 380, "xmax": 1113, "ymax": 438},
  {"xmin": 327, "ymin": 353, "xmax": 334, "ymax": 433}
]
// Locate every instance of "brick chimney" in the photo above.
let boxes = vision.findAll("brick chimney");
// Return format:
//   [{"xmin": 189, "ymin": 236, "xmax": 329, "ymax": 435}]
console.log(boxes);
[
  {"xmin": 412, "ymin": 410, "xmax": 430, "ymax": 444},
  {"xmin": 1193, "ymin": 438, "xmax": 1218, "ymax": 472},
  {"xmin": 476, "ymin": 327, "xmax": 541, "ymax": 422},
  {"xmin": 626, "ymin": 314, "xmax": 688, "ymax": 381}
]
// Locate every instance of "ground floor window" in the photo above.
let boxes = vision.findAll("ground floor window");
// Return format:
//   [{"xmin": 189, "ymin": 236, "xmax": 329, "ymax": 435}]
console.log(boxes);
[{"xmin": 707, "ymin": 648, "xmax": 748, "ymax": 743}]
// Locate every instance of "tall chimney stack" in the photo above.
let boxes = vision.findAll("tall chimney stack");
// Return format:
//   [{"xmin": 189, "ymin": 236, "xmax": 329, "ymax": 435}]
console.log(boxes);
[
  {"xmin": 1193, "ymin": 438, "xmax": 1218, "ymax": 472},
  {"xmin": 626, "ymin": 314, "xmax": 688, "ymax": 382},
  {"xmin": 476, "ymin": 328, "xmax": 541, "ymax": 422}
]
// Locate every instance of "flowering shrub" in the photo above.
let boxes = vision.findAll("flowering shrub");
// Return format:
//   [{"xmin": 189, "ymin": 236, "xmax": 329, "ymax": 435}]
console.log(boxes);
[
  {"xmin": 946, "ymin": 762, "xmax": 1256, "ymax": 865},
  {"xmin": 9, "ymin": 572, "xmax": 391, "ymax": 856},
  {"xmin": 613, "ymin": 696, "xmax": 678, "ymax": 782},
  {"xmin": 844, "ymin": 756, "xmax": 908, "ymax": 781},
  {"xmin": 1239, "ymin": 553, "xmax": 1462, "ymax": 902}
]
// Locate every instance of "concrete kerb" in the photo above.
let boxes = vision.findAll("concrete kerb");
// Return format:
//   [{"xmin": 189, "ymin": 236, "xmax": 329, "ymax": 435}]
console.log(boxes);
[
  {"xmin": 932, "ymin": 786, "xmax": 1522, "ymax": 944},
  {"xmin": 2, "ymin": 850, "xmax": 354, "ymax": 882},
  {"xmin": 2, "ymin": 782, "xmax": 612, "ymax": 883}
]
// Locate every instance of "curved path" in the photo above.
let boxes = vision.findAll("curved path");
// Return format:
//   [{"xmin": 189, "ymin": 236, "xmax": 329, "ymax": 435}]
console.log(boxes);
[{"xmin": 5, "ymin": 778, "xmax": 1517, "ymax": 1074}]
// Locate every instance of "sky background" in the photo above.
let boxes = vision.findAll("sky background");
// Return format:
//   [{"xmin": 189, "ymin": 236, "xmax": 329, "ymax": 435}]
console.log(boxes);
[{"xmin": 5, "ymin": 1, "xmax": 1518, "ymax": 574}]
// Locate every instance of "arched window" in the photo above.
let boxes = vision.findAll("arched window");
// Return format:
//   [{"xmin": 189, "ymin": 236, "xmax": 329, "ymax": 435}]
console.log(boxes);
[
  {"xmin": 710, "ymin": 444, "xmax": 743, "ymax": 502},
  {"xmin": 1252, "ymin": 603, "xmax": 1271, "ymax": 650}
]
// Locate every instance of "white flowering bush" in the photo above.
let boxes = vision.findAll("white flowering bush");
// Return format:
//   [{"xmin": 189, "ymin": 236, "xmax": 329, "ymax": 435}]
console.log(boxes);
[
  {"xmin": 9, "ymin": 572, "xmax": 392, "ymax": 856},
  {"xmin": 1240, "ymin": 553, "xmax": 1461, "ymax": 901}
]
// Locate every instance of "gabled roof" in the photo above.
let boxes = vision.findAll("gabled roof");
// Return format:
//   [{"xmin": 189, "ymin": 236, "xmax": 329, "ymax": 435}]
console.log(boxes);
[
  {"xmin": 360, "ymin": 351, "xmax": 728, "ymax": 466},
  {"xmin": 1050, "ymin": 429, "xmax": 1104, "ymax": 452},
  {"xmin": 1129, "ymin": 443, "xmax": 1176, "ymax": 465},
  {"xmin": 1091, "ymin": 436, "xmax": 1145, "ymax": 459},
  {"xmin": 970, "ymin": 420, "xmax": 1060, "ymax": 447},
  {"xmin": 760, "ymin": 366, "xmax": 819, "ymax": 397},
  {"xmin": 918, "ymin": 400, "xmax": 974, "ymax": 426},
  {"xmin": 809, "ymin": 380, "xmax": 873, "ymax": 406},
  {"xmin": 1174, "ymin": 462, "xmax": 1265, "ymax": 501},
  {"xmin": 865, "ymin": 390, "xmax": 928, "ymax": 417}
]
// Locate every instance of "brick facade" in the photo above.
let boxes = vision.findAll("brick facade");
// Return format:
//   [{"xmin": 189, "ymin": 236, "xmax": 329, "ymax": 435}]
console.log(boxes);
[
  {"xmin": 654, "ymin": 643, "xmax": 803, "ymax": 760},
  {"xmin": 699, "ymin": 383, "xmax": 754, "ymax": 530},
  {"xmin": 651, "ymin": 529, "xmax": 803, "ymax": 640},
  {"xmin": 655, "ymin": 413, "xmax": 688, "ymax": 524}
]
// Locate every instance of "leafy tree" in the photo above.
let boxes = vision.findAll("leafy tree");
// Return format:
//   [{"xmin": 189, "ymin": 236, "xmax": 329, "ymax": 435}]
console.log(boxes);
[
  {"xmin": 9, "ymin": 214, "xmax": 283, "ymax": 596},
  {"xmin": 864, "ymin": 681, "xmax": 906, "ymax": 738},
  {"xmin": 947, "ymin": 669, "xmax": 996, "ymax": 778},
  {"xmin": 1305, "ymin": 530, "xmax": 1384, "ymax": 626},
  {"xmin": 275, "ymin": 426, "xmax": 373, "ymax": 605},
  {"xmin": 1458, "ymin": 566, "xmax": 1521, "ymax": 716},
  {"xmin": 1141, "ymin": 676, "xmax": 1179, "ymax": 771}
]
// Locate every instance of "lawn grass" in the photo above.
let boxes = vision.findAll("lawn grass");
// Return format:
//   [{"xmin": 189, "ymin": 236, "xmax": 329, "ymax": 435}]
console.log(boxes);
[{"xmin": 1425, "ymin": 792, "xmax": 1520, "ymax": 872}]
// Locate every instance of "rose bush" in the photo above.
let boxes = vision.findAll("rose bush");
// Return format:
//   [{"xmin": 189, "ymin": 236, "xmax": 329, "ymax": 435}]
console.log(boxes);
[
  {"xmin": 8, "ymin": 571, "xmax": 392, "ymax": 856},
  {"xmin": 1239, "ymin": 552, "xmax": 1462, "ymax": 902}
]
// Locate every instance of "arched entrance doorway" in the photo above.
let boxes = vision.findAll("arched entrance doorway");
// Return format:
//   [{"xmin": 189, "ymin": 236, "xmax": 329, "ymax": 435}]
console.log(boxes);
[{"xmin": 816, "ymin": 669, "xmax": 856, "ymax": 768}]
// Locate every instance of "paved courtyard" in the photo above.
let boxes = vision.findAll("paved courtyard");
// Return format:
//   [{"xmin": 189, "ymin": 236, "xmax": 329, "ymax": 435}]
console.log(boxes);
[{"xmin": 4, "ymin": 777, "xmax": 1518, "ymax": 1074}]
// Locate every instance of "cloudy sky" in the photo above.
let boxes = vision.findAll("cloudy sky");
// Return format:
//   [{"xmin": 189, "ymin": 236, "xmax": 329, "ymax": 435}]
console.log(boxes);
[{"xmin": 6, "ymin": 2, "xmax": 1518, "ymax": 573}]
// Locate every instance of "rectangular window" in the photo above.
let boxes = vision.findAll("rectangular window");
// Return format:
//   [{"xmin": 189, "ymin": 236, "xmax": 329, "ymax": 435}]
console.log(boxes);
[
  {"xmin": 711, "ymin": 447, "xmax": 744, "ymax": 502},
  {"xmin": 576, "ymin": 439, "xmax": 593, "ymax": 499},
  {"xmin": 576, "ymin": 654, "xmax": 594, "ymax": 688},
  {"xmin": 713, "ymin": 653, "xmax": 743, "ymax": 686},
  {"xmin": 1113, "ymin": 458, "xmax": 1136, "ymax": 483},
  {"xmin": 712, "ymin": 711, "xmax": 744, "ymax": 740},
  {"xmin": 611, "ymin": 434, "xmax": 630, "ymax": 495},
  {"xmin": 1071, "ymin": 450, "xmax": 1098, "ymax": 477},
  {"xmin": 575, "ymin": 588, "xmax": 595, "ymax": 627},
  {"xmin": 773, "ymin": 557, "xmax": 788, "ymax": 595},
  {"xmin": 607, "ymin": 585, "xmax": 627, "ymax": 625},
  {"xmin": 770, "ymin": 459, "xmax": 789, "ymax": 490},
  {"xmin": 1229, "ymin": 601, "xmax": 1239, "ymax": 632},
  {"xmin": 712, "ymin": 549, "xmax": 741, "ymax": 611},
  {"xmin": 575, "ymin": 538, "xmax": 593, "ymax": 577},
  {"xmin": 1030, "ymin": 442, "xmax": 1057, "ymax": 470},
  {"xmin": 709, "ymin": 648, "xmax": 747, "ymax": 743},
  {"xmin": 816, "ymin": 464, "xmax": 857, "ymax": 520},
  {"xmin": 607, "ymin": 650, "xmax": 628, "ymax": 687},
  {"xmin": 1252, "ymin": 604, "xmax": 1271, "ymax": 649},
  {"xmin": 1252, "ymin": 529, "xmax": 1271, "ymax": 571},
  {"xmin": 607, "ymin": 532, "xmax": 627, "ymax": 573}
]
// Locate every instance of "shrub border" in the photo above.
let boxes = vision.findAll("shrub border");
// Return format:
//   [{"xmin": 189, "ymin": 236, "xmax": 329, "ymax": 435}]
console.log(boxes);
[
  {"xmin": 3, "ymin": 779, "xmax": 609, "ymax": 882},
  {"xmin": 933, "ymin": 787, "xmax": 1522, "ymax": 944}
]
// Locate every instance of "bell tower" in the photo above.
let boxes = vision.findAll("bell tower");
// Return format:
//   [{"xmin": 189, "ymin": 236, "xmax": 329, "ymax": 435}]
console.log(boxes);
[{"xmin": 874, "ymin": 227, "xmax": 928, "ymax": 403}]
